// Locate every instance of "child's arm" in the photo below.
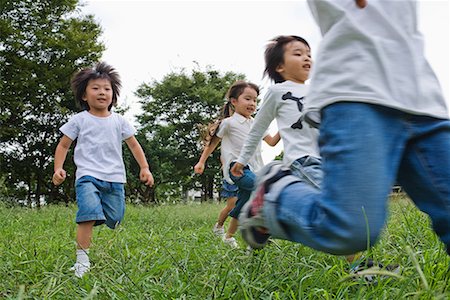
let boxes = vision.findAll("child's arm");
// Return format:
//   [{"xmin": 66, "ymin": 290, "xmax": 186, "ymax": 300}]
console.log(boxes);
[
  {"xmin": 194, "ymin": 135, "xmax": 221, "ymax": 175},
  {"xmin": 232, "ymin": 131, "xmax": 280, "ymax": 176},
  {"xmin": 231, "ymin": 92, "xmax": 278, "ymax": 177},
  {"xmin": 53, "ymin": 135, "xmax": 73, "ymax": 186},
  {"xmin": 263, "ymin": 132, "xmax": 281, "ymax": 146},
  {"xmin": 125, "ymin": 136, "xmax": 154, "ymax": 187},
  {"xmin": 231, "ymin": 132, "xmax": 279, "ymax": 176}
]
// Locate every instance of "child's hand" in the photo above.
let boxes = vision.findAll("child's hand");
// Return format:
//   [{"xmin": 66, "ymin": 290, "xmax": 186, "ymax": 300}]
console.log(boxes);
[
  {"xmin": 53, "ymin": 168, "xmax": 67, "ymax": 186},
  {"xmin": 194, "ymin": 162, "xmax": 205, "ymax": 174},
  {"xmin": 140, "ymin": 168, "xmax": 154, "ymax": 187},
  {"xmin": 230, "ymin": 163, "xmax": 244, "ymax": 177},
  {"xmin": 355, "ymin": 0, "xmax": 367, "ymax": 8}
]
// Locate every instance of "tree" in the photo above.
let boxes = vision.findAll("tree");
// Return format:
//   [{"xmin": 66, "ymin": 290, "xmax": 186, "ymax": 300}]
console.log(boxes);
[
  {"xmin": 133, "ymin": 67, "xmax": 244, "ymax": 203},
  {"xmin": 0, "ymin": 0, "xmax": 104, "ymax": 205}
]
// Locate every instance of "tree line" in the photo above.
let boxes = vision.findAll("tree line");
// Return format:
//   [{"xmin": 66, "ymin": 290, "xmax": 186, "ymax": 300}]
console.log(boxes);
[{"xmin": 0, "ymin": 0, "xmax": 245, "ymax": 206}]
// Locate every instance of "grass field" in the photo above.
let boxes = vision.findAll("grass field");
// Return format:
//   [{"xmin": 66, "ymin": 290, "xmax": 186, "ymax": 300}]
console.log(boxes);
[{"xmin": 1, "ymin": 194, "xmax": 449, "ymax": 299}]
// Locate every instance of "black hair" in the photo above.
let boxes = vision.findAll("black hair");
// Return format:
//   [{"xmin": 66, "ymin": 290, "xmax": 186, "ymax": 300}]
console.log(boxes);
[
  {"xmin": 264, "ymin": 35, "xmax": 310, "ymax": 83},
  {"xmin": 71, "ymin": 61, "xmax": 121, "ymax": 111}
]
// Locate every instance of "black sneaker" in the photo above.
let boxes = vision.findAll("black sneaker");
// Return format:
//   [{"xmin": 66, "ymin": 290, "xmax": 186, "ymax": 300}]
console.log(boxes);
[{"xmin": 349, "ymin": 258, "xmax": 400, "ymax": 283}]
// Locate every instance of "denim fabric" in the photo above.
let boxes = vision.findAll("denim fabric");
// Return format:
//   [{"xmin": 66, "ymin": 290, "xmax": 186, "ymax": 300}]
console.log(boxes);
[
  {"xmin": 228, "ymin": 163, "xmax": 256, "ymax": 218},
  {"xmin": 290, "ymin": 156, "xmax": 323, "ymax": 189},
  {"xmin": 220, "ymin": 179, "xmax": 239, "ymax": 198},
  {"xmin": 75, "ymin": 175, "xmax": 125, "ymax": 229},
  {"xmin": 266, "ymin": 102, "xmax": 450, "ymax": 255}
]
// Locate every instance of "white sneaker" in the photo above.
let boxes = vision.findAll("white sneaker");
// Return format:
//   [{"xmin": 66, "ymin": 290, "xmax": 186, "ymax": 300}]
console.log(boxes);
[
  {"xmin": 223, "ymin": 236, "xmax": 238, "ymax": 248},
  {"xmin": 70, "ymin": 262, "xmax": 90, "ymax": 278},
  {"xmin": 212, "ymin": 223, "xmax": 225, "ymax": 236}
]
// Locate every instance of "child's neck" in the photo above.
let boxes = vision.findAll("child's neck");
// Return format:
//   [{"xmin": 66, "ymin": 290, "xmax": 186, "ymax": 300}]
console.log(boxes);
[
  {"xmin": 236, "ymin": 111, "xmax": 252, "ymax": 119},
  {"xmin": 87, "ymin": 108, "xmax": 111, "ymax": 117}
]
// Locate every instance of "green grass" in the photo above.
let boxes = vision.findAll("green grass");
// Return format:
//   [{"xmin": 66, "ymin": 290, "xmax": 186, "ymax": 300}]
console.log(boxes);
[{"xmin": 1, "ymin": 194, "xmax": 449, "ymax": 299}]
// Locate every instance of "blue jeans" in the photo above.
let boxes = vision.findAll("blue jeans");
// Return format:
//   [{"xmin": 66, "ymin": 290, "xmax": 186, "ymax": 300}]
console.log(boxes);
[
  {"xmin": 290, "ymin": 156, "xmax": 323, "ymax": 189},
  {"xmin": 266, "ymin": 103, "xmax": 450, "ymax": 255},
  {"xmin": 228, "ymin": 163, "xmax": 256, "ymax": 219}
]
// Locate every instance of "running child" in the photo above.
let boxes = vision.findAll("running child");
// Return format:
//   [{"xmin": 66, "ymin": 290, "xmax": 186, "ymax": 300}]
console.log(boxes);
[
  {"xmin": 240, "ymin": 0, "xmax": 450, "ymax": 258},
  {"xmin": 194, "ymin": 103, "xmax": 238, "ymax": 237},
  {"xmin": 232, "ymin": 35, "xmax": 367, "ymax": 270},
  {"xmin": 231, "ymin": 35, "xmax": 320, "ymax": 204},
  {"xmin": 53, "ymin": 62, "xmax": 154, "ymax": 277},
  {"xmin": 194, "ymin": 80, "xmax": 279, "ymax": 248}
]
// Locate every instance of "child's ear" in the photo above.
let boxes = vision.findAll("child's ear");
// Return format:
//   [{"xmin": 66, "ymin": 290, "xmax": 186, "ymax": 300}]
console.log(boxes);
[
  {"xmin": 230, "ymin": 97, "xmax": 238, "ymax": 105},
  {"xmin": 276, "ymin": 63, "xmax": 284, "ymax": 74}
]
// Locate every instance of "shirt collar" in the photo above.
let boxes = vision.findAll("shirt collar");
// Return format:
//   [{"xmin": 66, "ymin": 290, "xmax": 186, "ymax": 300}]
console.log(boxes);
[{"xmin": 233, "ymin": 112, "xmax": 252, "ymax": 124}]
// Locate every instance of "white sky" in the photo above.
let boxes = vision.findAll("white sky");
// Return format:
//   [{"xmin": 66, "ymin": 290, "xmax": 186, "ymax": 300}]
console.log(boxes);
[{"xmin": 81, "ymin": 0, "xmax": 449, "ymax": 162}]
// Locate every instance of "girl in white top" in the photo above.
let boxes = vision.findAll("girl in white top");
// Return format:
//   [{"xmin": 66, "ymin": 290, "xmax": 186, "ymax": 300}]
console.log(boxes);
[{"xmin": 194, "ymin": 80, "xmax": 279, "ymax": 247}]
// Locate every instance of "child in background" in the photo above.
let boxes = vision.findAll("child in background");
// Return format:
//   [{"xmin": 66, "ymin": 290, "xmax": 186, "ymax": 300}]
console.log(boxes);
[
  {"xmin": 194, "ymin": 80, "xmax": 279, "ymax": 248},
  {"xmin": 52, "ymin": 62, "xmax": 154, "ymax": 278},
  {"xmin": 195, "ymin": 103, "xmax": 238, "ymax": 236},
  {"xmin": 240, "ymin": 0, "xmax": 450, "ymax": 258}
]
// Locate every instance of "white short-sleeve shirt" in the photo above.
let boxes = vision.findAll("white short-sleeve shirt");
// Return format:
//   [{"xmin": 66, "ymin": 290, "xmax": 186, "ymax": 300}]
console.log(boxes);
[
  {"xmin": 60, "ymin": 111, "xmax": 136, "ymax": 183},
  {"xmin": 216, "ymin": 113, "xmax": 265, "ymax": 184}
]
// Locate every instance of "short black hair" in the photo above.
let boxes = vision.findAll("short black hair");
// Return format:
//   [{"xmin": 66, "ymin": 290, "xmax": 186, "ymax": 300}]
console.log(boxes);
[
  {"xmin": 71, "ymin": 62, "xmax": 121, "ymax": 111},
  {"xmin": 264, "ymin": 35, "xmax": 310, "ymax": 83}
]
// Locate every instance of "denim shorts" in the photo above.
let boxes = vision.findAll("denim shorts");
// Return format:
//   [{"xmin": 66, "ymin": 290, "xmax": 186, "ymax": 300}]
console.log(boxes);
[
  {"xmin": 75, "ymin": 175, "xmax": 125, "ymax": 229},
  {"xmin": 220, "ymin": 179, "xmax": 238, "ymax": 198},
  {"xmin": 228, "ymin": 163, "xmax": 256, "ymax": 219}
]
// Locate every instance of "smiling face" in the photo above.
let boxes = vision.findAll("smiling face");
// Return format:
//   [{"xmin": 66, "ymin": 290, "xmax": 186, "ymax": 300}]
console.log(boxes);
[
  {"xmin": 82, "ymin": 78, "xmax": 113, "ymax": 116},
  {"xmin": 231, "ymin": 86, "xmax": 258, "ymax": 118},
  {"xmin": 276, "ymin": 40, "xmax": 312, "ymax": 84}
]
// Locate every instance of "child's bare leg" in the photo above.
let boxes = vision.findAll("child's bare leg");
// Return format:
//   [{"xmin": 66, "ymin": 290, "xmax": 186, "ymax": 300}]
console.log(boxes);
[
  {"xmin": 225, "ymin": 217, "xmax": 239, "ymax": 239},
  {"xmin": 346, "ymin": 254, "xmax": 357, "ymax": 263},
  {"xmin": 217, "ymin": 196, "xmax": 237, "ymax": 226},
  {"xmin": 76, "ymin": 221, "xmax": 95, "ymax": 249},
  {"xmin": 72, "ymin": 221, "xmax": 95, "ymax": 277}
]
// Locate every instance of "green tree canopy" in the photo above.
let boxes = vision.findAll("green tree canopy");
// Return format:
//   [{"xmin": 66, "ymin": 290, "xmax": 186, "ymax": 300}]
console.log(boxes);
[
  {"xmin": 0, "ymin": 0, "xmax": 104, "ymax": 205},
  {"xmin": 132, "ymin": 67, "xmax": 245, "ymax": 203}
]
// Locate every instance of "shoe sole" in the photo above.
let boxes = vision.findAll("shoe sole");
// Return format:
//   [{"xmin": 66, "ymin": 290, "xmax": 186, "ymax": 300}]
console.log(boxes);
[{"xmin": 239, "ymin": 189, "xmax": 271, "ymax": 249}]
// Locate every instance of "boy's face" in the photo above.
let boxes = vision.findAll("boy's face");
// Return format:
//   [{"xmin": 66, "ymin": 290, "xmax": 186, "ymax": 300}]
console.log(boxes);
[
  {"xmin": 276, "ymin": 40, "xmax": 312, "ymax": 84},
  {"xmin": 83, "ymin": 78, "xmax": 113, "ymax": 115}
]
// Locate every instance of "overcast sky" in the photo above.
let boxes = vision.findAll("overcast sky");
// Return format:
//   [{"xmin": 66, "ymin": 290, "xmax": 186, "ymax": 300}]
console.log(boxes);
[{"xmin": 81, "ymin": 0, "xmax": 449, "ymax": 161}]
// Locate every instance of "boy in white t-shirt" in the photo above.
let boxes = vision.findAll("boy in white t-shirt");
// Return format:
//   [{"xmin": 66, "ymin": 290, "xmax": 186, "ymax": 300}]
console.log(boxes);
[
  {"xmin": 53, "ymin": 62, "xmax": 154, "ymax": 277},
  {"xmin": 240, "ymin": 0, "xmax": 450, "ymax": 257}
]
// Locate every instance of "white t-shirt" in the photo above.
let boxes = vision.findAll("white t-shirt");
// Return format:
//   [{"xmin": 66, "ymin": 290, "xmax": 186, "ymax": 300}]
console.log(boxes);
[
  {"xmin": 216, "ymin": 113, "xmax": 265, "ymax": 184},
  {"xmin": 306, "ymin": 0, "xmax": 448, "ymax": 119},
  {"xmin": 60, "ymin": 111, "xmax": 136, "ymax": 183},
  {"xmin": 237, "ymin": 81, "xmax": 320, "ymax": 168}
]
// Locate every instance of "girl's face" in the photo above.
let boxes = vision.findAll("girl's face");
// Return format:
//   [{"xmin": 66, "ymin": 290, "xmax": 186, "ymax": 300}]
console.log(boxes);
[
  {"xmin": 83, "ymin": 78, "xmax": 113, "ymax": 116},
  {"xmin": 276, "ymin": 40, "xmax": 312, "ymax": 84},
  {"xmin": 231, "ymin": 87, "xmax": 257, "ymax": 118}
]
